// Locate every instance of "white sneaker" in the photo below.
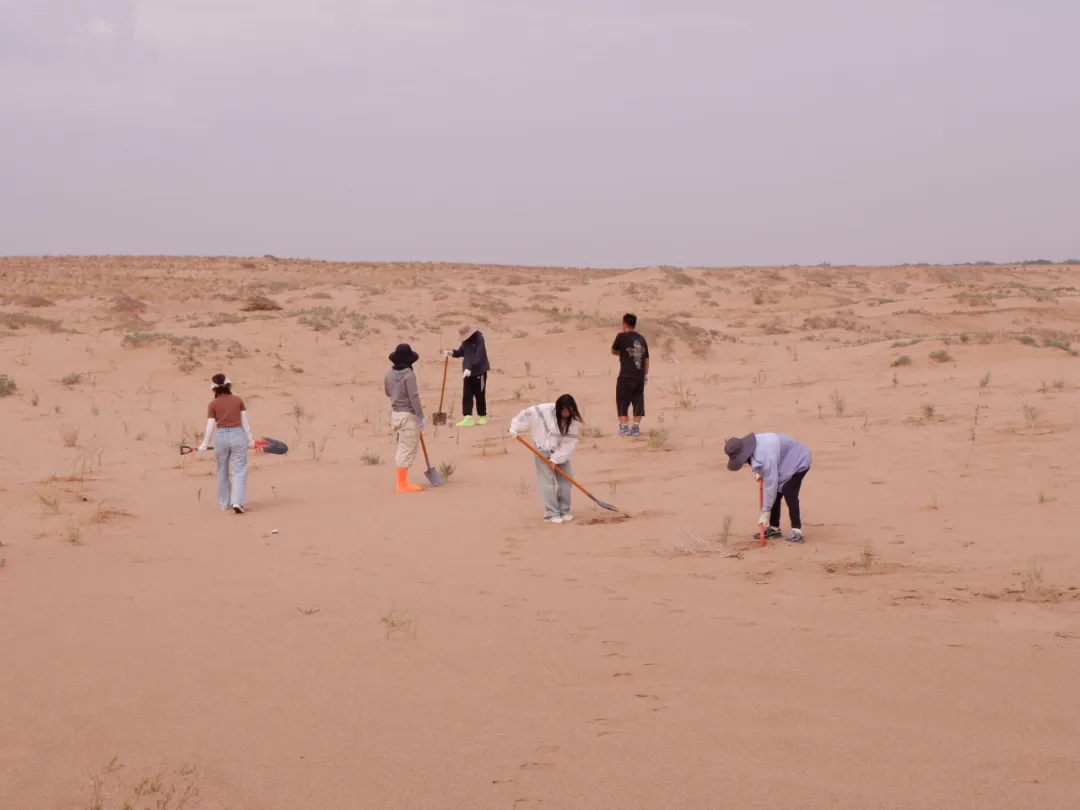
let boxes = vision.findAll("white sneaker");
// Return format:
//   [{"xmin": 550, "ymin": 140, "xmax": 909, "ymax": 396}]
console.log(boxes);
[
  {"xmin": 560, "ymin": 513, "xmax": 574, "ymax": 522},
  {"xmin": 232, "ymin": 504, "xmax": 245, "ymax": 514},
  {"xmin": 544, "ymin": 516, "xmax": 563, "ymax": 524}
]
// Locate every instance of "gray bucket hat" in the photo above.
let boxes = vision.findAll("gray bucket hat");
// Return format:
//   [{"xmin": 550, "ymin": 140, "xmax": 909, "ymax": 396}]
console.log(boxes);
[{"xmin": 724, "ymin": 433, "xmax": 756, "ymax": 471}]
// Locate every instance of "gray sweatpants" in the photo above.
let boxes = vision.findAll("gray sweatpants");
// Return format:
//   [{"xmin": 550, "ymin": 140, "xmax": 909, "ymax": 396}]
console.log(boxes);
[
  {"xmin": 534, "ymin": 452, "xmax": 572, "ymax": 519},
  {"xmin": 215, "ymin": 427, "xmax": 248, "ymax": 509}
]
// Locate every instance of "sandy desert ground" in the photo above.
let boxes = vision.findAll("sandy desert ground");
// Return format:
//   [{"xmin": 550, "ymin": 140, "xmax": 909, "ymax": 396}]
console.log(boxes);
[{"xmin": 1, "ymin": 256, "xmax": 1079, "ymax": 809}]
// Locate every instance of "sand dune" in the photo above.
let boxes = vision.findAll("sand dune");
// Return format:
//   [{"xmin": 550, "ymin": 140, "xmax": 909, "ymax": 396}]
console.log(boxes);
[{"xmin": 1, "ymin": 257, "xmax": 1079, "ymax": 809}]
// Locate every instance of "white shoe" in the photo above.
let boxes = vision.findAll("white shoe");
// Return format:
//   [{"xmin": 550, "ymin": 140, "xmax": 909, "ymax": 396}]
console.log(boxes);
[
  {"xmin": 232, "ymin": 504, "xmax": 245, "ymax": 514},
  {"xmin": 544, "ymin": 516, "xmax": 563, "ymax": 524},
  {"xmin": 560, "ymin": 514, "xmax": 574, "ymax": 522}
]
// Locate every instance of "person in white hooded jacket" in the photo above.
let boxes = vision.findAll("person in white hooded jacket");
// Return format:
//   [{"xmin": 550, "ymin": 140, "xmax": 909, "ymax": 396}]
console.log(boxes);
[{"xmin": 508, "ymin": 394, "xmax": 582, "ymax": 524}]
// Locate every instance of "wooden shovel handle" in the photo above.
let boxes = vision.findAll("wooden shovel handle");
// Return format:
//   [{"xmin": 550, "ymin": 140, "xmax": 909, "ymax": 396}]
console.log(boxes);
[{"xmin": 436, "ymin": 356, "xmax": 449, "ymax": 413}]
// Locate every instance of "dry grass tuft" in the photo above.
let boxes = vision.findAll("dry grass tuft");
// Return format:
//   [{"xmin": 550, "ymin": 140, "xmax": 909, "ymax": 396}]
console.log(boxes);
[
  {"xmin": 0, "ymin": 374, "xmax": 16, "ymax": 397},
  {"xmin": 16, "ymin": 295, "xmax": 54, "ymax": 308},
  {"xmin": 89, "ymin": 500, "xmax": 131, "ymax": 524},
  {"xmin": 381, "ymin": 605, "xmax": 417, "ymax": 639}
]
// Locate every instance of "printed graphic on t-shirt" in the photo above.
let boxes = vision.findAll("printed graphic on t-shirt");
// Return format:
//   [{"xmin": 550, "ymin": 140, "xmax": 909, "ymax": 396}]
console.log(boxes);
[{"xmin": 613, "ymin": 331, "xmax": 649, "ymax": 380}]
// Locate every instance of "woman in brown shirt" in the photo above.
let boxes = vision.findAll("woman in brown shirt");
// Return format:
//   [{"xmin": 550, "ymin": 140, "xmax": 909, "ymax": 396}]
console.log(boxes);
[{"xmin": 197, "ymin": 373, "xmax": 254, "ymax": 513}]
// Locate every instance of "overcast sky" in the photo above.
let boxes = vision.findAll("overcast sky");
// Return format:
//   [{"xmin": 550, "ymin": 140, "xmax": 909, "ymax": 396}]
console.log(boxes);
[{"xmin": 1, "ymin": 0, "xmax": 1077, "ymax": 267}]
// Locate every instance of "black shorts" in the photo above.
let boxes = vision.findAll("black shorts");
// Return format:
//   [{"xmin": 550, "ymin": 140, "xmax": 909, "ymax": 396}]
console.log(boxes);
[{"xmin": 616, "ymin": 377, "xmax": 645, "ymax": 417}]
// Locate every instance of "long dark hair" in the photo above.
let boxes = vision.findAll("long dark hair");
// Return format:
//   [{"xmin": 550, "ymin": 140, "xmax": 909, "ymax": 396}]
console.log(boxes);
[
  {"xmin": 212, "ymin": 373, "xmax": 232, "ymax": 398},
  {"xmin": 555, "ymin": 394, "xmax": 582, "ymax": 435}
]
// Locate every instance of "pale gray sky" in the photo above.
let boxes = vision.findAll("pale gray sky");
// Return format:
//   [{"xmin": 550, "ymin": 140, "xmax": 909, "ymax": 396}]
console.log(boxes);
[{"xmin": 1, "ymin": 0, "xmax": 1077, "ymax": 267}]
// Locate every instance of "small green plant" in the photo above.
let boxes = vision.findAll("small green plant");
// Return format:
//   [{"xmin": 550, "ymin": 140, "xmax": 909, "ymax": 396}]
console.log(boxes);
[
  {"xmin": 648, "ymin": 428, "xmax": 669, "ymax": 448},
  {"xmin": 979, "ymin": 372, "xmax": 991, "ymax": 388},
  {"xmin": 921, "ymin": 404, "xmax": 936, "ymax": 420},
  {"xmin": 359, "ymin": 449, "xmax": 381, "ymax": 466},
  {"xmin": 929, "ymin": 350, "xmax": 952, "ymax": 363},
  {"xmin": 0, "ymin": 375, "xmax": 16, "ymax": 397},
  {"xmin": 891, "ymin": 356, "xmax": 912, "ymax": 367},
  {"xmin": 830, "ymin": 389, "xmax": 846, "ymax": 418},
  {"xmin": 297, "ymin": 606, "xmax": 321, "ymax": 616},
  {"xmin": 859, "ymin": 541, "xmax": 876, "ymax": 571},
  {"xmin": 1044, "ymin": 338, "xmax": 1076, "ymax": 355},
  {"xmin": 1022, "ymin": 403, "xmax": 1040, "ymax": 430},
  {"xmin": 381, "ymin": 605, "xmax": 417, "ymax": 639},
  {"xmin": 1017, "ymin": 335, "xmax": 1037, "ymax": 347},
  {"xmin": 61, "ymin": 372, "xmax": 83, "ymax": 386},
  {"xmin": 438, "ymin": 461, "xmax": 456, "ymax": 480}
]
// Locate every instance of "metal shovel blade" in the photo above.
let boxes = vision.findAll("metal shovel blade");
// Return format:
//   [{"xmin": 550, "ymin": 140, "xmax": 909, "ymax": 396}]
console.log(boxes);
[
  {"xmin": 432, "ymin": 413, "xmax": 447, "ymax": 426},
  {"xmin": 424, "ymin": 465, "xmax": 445, "ymax": 487}
]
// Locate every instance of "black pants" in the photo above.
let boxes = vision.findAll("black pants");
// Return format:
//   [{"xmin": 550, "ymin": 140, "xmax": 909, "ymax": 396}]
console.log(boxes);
[
  {"xmin": 769, "ymin": 468, "xmax": 808, "ymax": 530},
  {"xmin": 616, "ymin": 377, "xmax": 645, "ymax": 418},
  {"xmin": 463, "ymin": 372, "xmax": 487, "ymax": 417}
]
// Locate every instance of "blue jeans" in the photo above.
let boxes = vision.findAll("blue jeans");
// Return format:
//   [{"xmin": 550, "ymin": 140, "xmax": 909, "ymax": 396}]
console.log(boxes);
[
  {"xmin": 534, "ymin": 452, "xmax": 572, "ymax": 519},
  {"xmin": 214, "ymin": 427, "xmax": 248, "ymax": 509}
]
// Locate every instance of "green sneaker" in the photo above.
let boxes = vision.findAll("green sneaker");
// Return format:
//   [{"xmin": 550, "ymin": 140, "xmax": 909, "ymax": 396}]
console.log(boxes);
[
  {"xmin": 456, "ymin": 415, "xmax": 475, "ymax": 428},
  {"xmin": 476, "ymin": 416, "xmax": 488, "ymax": 425}
]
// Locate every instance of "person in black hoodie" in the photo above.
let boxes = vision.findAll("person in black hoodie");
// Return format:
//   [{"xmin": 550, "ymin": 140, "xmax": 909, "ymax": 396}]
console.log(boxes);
[{"xmin": 445, "ymin": 323, "xmax": 490, "ymax": 427}]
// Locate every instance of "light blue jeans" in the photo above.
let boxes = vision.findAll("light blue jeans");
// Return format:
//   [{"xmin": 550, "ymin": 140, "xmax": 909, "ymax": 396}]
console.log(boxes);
[
  {"xmin": 534, "ymin": 452, "xmax": 572, "ymax": 519},
  {"xmin": 214, "ymin": 427, "xmax": 248, "ymax": 509}
]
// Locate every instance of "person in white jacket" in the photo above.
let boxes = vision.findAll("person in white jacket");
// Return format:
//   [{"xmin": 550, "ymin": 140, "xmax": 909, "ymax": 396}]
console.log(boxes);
[
  {"xmin": 508, "ymin": 394, "xmax": 583, "ymax": 524},
  {"xmin": 196, "ymin": 373, "xmax": 255, "ymax": 514}
]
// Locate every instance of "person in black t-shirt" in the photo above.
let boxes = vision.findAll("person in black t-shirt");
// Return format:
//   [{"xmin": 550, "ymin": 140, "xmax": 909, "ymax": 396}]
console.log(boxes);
[{"xmin": 610, "ymin": 313, "xmax": 650, "ymax": 437}]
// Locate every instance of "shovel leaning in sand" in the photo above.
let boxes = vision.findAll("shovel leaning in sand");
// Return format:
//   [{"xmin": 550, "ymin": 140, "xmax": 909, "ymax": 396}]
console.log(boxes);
[
  {"xmin": 515, "ymin": 436, "xmax": 628, "ymax": 517},
  {"xmin": 432, "ymin": 356, "xmax": 450, "ymax": 426},
  {"xmin": 419, "ymin": 433, "xmax": 444, "ymax": 487}
]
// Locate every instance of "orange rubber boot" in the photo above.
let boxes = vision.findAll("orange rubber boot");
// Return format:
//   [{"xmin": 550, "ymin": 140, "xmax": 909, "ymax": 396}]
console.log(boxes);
[{"xmin": 396, "ymin": 467, "xmax": 422, "ymax": 493}]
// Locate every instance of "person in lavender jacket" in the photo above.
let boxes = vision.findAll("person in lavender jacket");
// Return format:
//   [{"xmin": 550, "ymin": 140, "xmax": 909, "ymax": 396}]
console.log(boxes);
[{"xmin": 724, "ymin": 432, "xmax": 812, "ymax": 543}]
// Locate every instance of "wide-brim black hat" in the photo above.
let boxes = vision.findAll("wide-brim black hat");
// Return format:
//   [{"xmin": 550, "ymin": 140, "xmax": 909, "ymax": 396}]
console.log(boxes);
[{"xmin": 389, "ymin": 343, "xmax": 419, "ymax": 366}]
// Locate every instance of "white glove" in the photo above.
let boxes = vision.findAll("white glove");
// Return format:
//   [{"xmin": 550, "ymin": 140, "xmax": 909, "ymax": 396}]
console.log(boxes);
[
  {"xmin": 418, "ymin": 417, "xmax": 426, "ymax": 430},
  {"xmin": 444, "ymin": 349, "xmax": 454, "ymax": 357},
  {"xmin": 508, "ymin": 428, "xmax": 519, "ymax": 438},
  {"xmin": 197, "ymin": 443, "xmax": 208, "ymax": 453},
  {"xmin": 463, "ymin": 369, "xmax": 472, "ymax": 378},
  {"xmin": 754, "ymin": 472, "xmax": 762, "ymax": 482},
  {"xmin": 757, "ymin": 511, "xmax": 769, "ymax": 527}
]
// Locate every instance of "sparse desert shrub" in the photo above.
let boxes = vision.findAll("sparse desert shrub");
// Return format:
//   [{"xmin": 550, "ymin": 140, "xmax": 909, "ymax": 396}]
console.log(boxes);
[
  {"xmin": 438, "ymin": 461, "xmax": 456, "ymax": 480},
  {"xmin": 0, "ymin": 374, "xmax": 15, "ymax": 397},
  {"xmin": 648, "ymin": 428, "xmax": 669, "ymax": 448},
  {"xmin": 16, "ymin": 295, "xmax": 54, "ymax": 308},
  {"xmin": 979, "ymin": 372, "xmax": 991, "ymax": 388},
  {"xmin": 859, "ymin": 542, "xmax": 876, "ymax": 571},
  {"xmin": 1022, "ymin": 558, "xmax": 1044, "ymax": 598},
  {"xmin": 242, "ymin": 294, "xmax": 283, "ymax": 312},
  {"xmin": 1017, "ymin": 335, "xmax": 1037, "ymax": 347},
  {"xmin": 61, "ymin": 372, "xmax": 83, "ymax": 387},
  {"xmin": 89, "ymin": 500, "xmax": 130, "ymax": 524},
  {"xmin": 0, "ymin": 312, "xmax": 64, "ymax": 332},
  {"xmin": 581, "ymin": 427, "xmax": 605, "ymax": 439},
  {"xmin": 1044, "ymin": 338, "xmax": 1077, "ymax": 355},
  {"xmin": 59, "ymin": 424, "xmax": 80, "ymax": 447},
  {"xmin": 891, "ymin": 355, "xmax": 912, "ymax": 367},
  {"xmin": 921, "ymin": 404, "xmax": 936, "ymax": 420},
  {"xmin": 360, "ymin": 449, "xmax": 381, "ymax": 466},
  {"xmin": 929, "ymin": 350, "xmax": 953, "ymax": 363},
  {"xmin": 111, "ymin": 293, "xmax": 147, "ymax": 314}
]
